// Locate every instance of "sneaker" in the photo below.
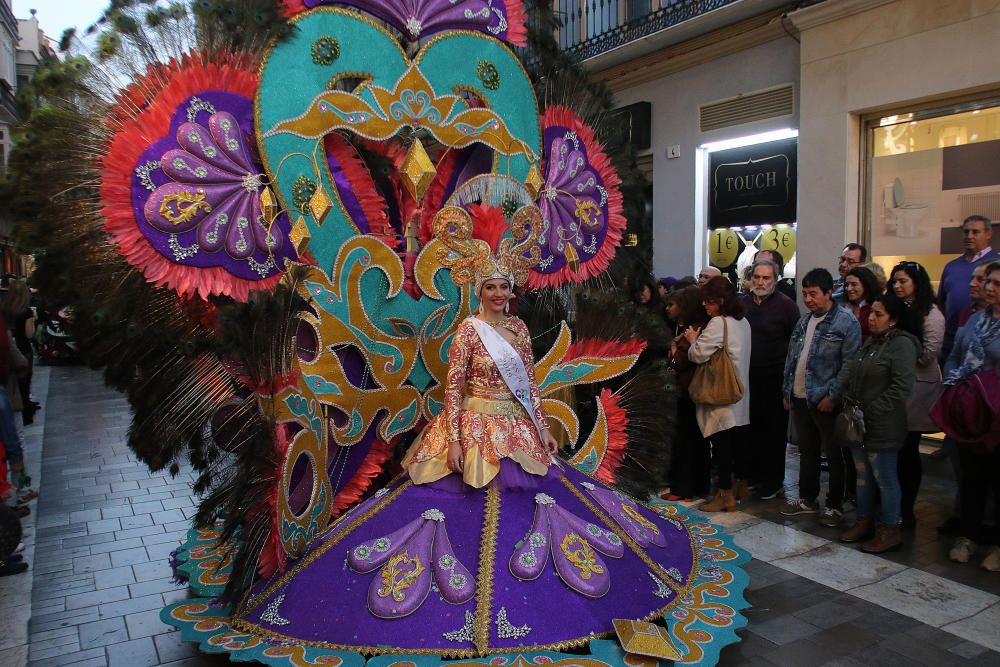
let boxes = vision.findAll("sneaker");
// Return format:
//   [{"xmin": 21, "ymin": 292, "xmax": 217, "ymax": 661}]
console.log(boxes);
[
  {"xmin": 949, "ymin": 537, "xmax": 977, "ymax": 563},
  {"xmin": 819, "ymin": 507, "xmax": 844, "ymax": 528},
  {"xmin": 780, "ymin": 498, "xmax": 818, "ymax": 516},
  {"xmin": 758, "ymin": 486, "xmax": 785, "ymax": 501},
  {"xmin": 982, "ymin": 546, "xmax": 1000, "ymax": 572}
]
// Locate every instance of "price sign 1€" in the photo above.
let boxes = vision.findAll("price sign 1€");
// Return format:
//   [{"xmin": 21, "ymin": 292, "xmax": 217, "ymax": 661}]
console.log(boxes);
[{"xmin": 708, "ymin": 229, "xmax": 739, "ymax": 268}]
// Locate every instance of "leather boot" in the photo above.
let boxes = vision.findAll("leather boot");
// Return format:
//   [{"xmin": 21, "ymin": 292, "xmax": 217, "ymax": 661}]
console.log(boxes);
[
  {"xmin": 861, "ymin": 525, "xmax": 902, "ymax": 554},
  {"xmin": 732, "ymin": 479, "xmax": 749, "ymax": 504},
  {"xmin": 839, "ymin": 517, "xmax": 875, "ymax": 544},
  {"xmin": 700, "ymin": 488, "xmax": 736, "ymax": 513}
]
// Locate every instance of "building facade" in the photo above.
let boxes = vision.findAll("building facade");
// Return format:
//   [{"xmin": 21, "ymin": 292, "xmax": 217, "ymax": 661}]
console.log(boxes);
[
  {"xmin": 790, "ymin": 0, "xmax": 1000, "ymax": 283},
  {"xmin": 562, "ymin": 0, "xmax": 1000, "ymax": 286},
  {"xmin": 0, "ymin": 5, "xmax": 51, "ymax": 277}
]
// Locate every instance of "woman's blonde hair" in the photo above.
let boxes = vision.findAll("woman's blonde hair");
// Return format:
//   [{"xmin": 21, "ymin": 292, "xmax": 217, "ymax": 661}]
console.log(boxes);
[{"xmin": 2, "ymin": 279, "xmax": 30, "ymax": 320}]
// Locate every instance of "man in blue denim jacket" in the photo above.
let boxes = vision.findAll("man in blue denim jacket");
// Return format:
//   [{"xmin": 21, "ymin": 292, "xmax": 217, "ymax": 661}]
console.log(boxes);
[{"xmin": 781, "ymin": 268, "xmax": 861, "ymax": 527}]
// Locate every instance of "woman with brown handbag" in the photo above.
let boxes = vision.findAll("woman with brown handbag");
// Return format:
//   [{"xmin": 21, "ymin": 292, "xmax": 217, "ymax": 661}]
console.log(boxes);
[{"xmin": 684, "ymin": 276, "xmax": 752, "ymax": 512}]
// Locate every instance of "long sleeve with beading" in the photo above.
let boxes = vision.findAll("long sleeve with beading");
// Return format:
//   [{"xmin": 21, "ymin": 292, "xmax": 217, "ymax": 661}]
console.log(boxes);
[{"xmin": 444, "ymin": 320, "xmax": 474, "ymax": 445}]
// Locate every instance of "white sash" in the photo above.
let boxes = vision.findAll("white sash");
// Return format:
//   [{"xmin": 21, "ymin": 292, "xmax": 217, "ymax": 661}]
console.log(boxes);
[{"xmin": 468, "ymin": 317, "xmax": 545, "ymax": 439}]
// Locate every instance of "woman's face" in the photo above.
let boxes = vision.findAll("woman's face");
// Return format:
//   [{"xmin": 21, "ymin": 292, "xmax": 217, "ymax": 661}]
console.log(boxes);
[
  {"xmin": 868, "ymin": 301, "xmax": 896, "ymax": 335},
  {"xmin": 480, "ymin": 279, "xmax": 511, "ymax": 316},
  {"xmin": 657, "ymin": 284, "xmax": 669, "ymax": 300},
  {"xmin": 892, "ymin": 270, "xmax": 916, "ymax": 301},
  {"xmin": 667, "ymin": 301, "xmax": 680, "ymax": 322},
  {"xmin": 703, "ymin": 299, "xmax": 721, "ymax": 317},
  {"xmin": 844, "ymin": 275, "xmax": 864, "ymax": 304},
  {"xmin": 985, "ymin": 269, "xmax": 1000, "ymax": 307},
  {"xmin": 638, "ymin": 285, "xmax": 652, "ymax": 304}
]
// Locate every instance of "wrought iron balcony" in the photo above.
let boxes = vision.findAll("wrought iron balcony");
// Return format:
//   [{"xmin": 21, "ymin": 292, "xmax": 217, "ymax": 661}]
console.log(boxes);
[{"xmin": 555, "ymin": 0, "xmax": 744, "ymax": 60}]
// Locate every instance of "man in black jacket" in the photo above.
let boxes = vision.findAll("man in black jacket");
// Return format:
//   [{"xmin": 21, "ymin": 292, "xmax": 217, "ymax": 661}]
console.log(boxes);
[{"xmin": 739, "ymin": 259, "xmax": 800, "ymax": 499}]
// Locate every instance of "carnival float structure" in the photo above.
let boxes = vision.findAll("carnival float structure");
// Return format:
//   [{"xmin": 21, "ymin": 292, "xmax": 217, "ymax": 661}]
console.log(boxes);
[{"xmin": 7, "ymin": 1, "xmax": 750, "ymax": 664}]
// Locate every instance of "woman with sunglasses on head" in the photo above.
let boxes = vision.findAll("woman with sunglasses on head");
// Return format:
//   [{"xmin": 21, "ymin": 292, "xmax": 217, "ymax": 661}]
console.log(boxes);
[{"xmin": 890, "ymin": 261, "xmax": 945, "ymax": 529}]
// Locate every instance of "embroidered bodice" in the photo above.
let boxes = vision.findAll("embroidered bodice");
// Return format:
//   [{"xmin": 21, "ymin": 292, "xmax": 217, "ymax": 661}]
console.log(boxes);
[{"xmin": 444, "ymin": 316, "xmax": 548, "ymax": 443}]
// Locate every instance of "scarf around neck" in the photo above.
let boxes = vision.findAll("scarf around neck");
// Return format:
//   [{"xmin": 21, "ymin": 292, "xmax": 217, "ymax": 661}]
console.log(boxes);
[{"xmin": 945, "ymin": 307, "xmax": 1000, "ymax": 385}]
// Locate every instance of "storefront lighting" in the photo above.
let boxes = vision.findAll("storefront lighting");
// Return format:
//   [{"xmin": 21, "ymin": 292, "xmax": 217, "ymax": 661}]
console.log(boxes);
[
  {"xmin": 700, "ymin": 128, "xmax": 798, "ymax": 153},
  {"xmin": 879, "ymin": 113, "xmax": 914, "ymax": 126}
]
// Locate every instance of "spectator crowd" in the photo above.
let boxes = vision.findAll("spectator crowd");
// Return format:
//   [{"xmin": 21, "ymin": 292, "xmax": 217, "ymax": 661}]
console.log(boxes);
[
  {"xmin": 648, "ymin": 215, "xmax": 1000, "ymax": 570},
  {"xmin": 1, "ymin": 276, "xmax": 41, "ymax": 577}
]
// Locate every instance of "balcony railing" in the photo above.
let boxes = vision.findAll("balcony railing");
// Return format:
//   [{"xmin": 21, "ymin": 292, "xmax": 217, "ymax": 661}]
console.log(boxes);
[{"xmin": 554, "ymin": 0, "xmax": 743, "ymax": 60}]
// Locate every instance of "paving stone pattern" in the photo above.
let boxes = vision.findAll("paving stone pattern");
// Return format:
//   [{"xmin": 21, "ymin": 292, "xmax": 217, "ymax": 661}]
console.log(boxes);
[
  {"xmin": 21, "ymin": 366, "xmax": 1000, "ymax": 666},
  {"xmin": 26, "ymin": 367, "xmax": 226, "ymax": 667}
]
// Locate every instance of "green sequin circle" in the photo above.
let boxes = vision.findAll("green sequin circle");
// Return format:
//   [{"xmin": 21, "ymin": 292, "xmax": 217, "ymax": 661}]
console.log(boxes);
[
  {"xmin": 292, "ymin": 175, "xmax": 317, "ymax": 212},
  {"xmin": 311, "ymin": 36, "xmax": 340, "ymax": 65},
  {"xmin": 477, "ymin": 60, "xmax": 500, "ymax": 90},
  {"xmin": 501, "ymin": 198, "xmax": 519, "ymax": 218}
]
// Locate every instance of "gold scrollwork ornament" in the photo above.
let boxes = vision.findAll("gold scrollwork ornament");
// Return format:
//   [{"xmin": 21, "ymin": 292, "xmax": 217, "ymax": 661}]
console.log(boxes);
[
  {"xmin": 560, "ymin": 533, "xmax": 604, "ymax": 580},
  {"xmin": 377, "ymin": 550, "xmax": 426, "ymax": 602}
]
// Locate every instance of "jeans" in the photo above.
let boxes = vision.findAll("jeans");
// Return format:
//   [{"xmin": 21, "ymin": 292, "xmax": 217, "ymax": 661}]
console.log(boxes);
[
  {"xmin": 790, "ymin": 398, "xmax": 842, "ymax": 509},
  {"xmin": 748, "ymin": 366, "xmax": 788, "ymax": 492},
  {"xmin": 0, "ymin": 388, "xmax": 22, "ymax": 466},
  {"xmin": 852, "ymin": 448, "xmax": 901, "ymax": 527}
]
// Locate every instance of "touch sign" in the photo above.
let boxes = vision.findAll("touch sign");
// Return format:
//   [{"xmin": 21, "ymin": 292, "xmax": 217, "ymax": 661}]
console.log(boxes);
[{"xmin": 709, "ymin": 138, "xmax": 797, "ymax": 229}]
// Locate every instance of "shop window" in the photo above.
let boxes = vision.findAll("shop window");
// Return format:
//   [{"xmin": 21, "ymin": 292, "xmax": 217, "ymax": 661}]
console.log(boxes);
[
  {"xmin": 700, "ymin": 132, "xmax": 798, "ymax": 290},
  {"xmin": 863, "ymin": 96, "xmax": 1000, "ymax": 280}
]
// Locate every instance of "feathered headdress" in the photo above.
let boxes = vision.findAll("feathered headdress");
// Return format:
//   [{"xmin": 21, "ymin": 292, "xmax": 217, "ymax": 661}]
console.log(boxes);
[{"xmin": 432, "ymin": 200, "xmax": 543, "ymax": 295}]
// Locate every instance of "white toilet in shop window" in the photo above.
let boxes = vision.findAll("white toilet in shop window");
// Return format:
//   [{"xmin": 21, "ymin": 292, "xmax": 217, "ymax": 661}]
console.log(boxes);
[{"xmin": 886, "ymin": 177, "xmax": 928, "ymax": 239}]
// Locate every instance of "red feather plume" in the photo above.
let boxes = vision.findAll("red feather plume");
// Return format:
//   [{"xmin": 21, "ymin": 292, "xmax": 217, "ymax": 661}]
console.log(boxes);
[
  {"xmin": 563, "ymin": 337, "xmax": 646, "ymax": 363},
  {"xmin": 329, "ymin": 439, "xmax": 395, "ymax": 517},
  {"xmin": 594, "ymin": 388, "xmax": 628, "ymax": 485},
  {"xmin": 469, "ymin": 203, "xmax": 508, "ymax": 252}
]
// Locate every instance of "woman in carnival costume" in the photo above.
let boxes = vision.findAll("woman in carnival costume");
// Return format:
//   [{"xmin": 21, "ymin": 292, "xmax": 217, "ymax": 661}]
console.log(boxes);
[{"xmin": 167, "ymin": 202, "xmax": 748, "ymax": 664}]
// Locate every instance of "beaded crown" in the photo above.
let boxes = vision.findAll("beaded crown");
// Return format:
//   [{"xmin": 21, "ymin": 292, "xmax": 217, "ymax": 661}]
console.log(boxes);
[{"xmin": 433, "ymin": 201, "xmax": 543, "ymax": 295}]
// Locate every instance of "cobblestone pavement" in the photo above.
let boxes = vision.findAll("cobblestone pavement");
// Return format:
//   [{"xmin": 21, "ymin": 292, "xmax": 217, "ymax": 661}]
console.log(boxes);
[
  {"xmin": 17, "ymin": 366, "xmax": 225, "ymax": 667},
  {"xmin": 11, "ymin": 366, "xmax": 1000, "ymax": 666}
]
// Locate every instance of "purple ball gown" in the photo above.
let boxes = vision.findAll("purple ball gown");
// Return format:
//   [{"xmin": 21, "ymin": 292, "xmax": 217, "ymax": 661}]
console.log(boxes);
[{"xmin": 226, "ymin": 317, "xmax": 708, "ymax": 657}]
